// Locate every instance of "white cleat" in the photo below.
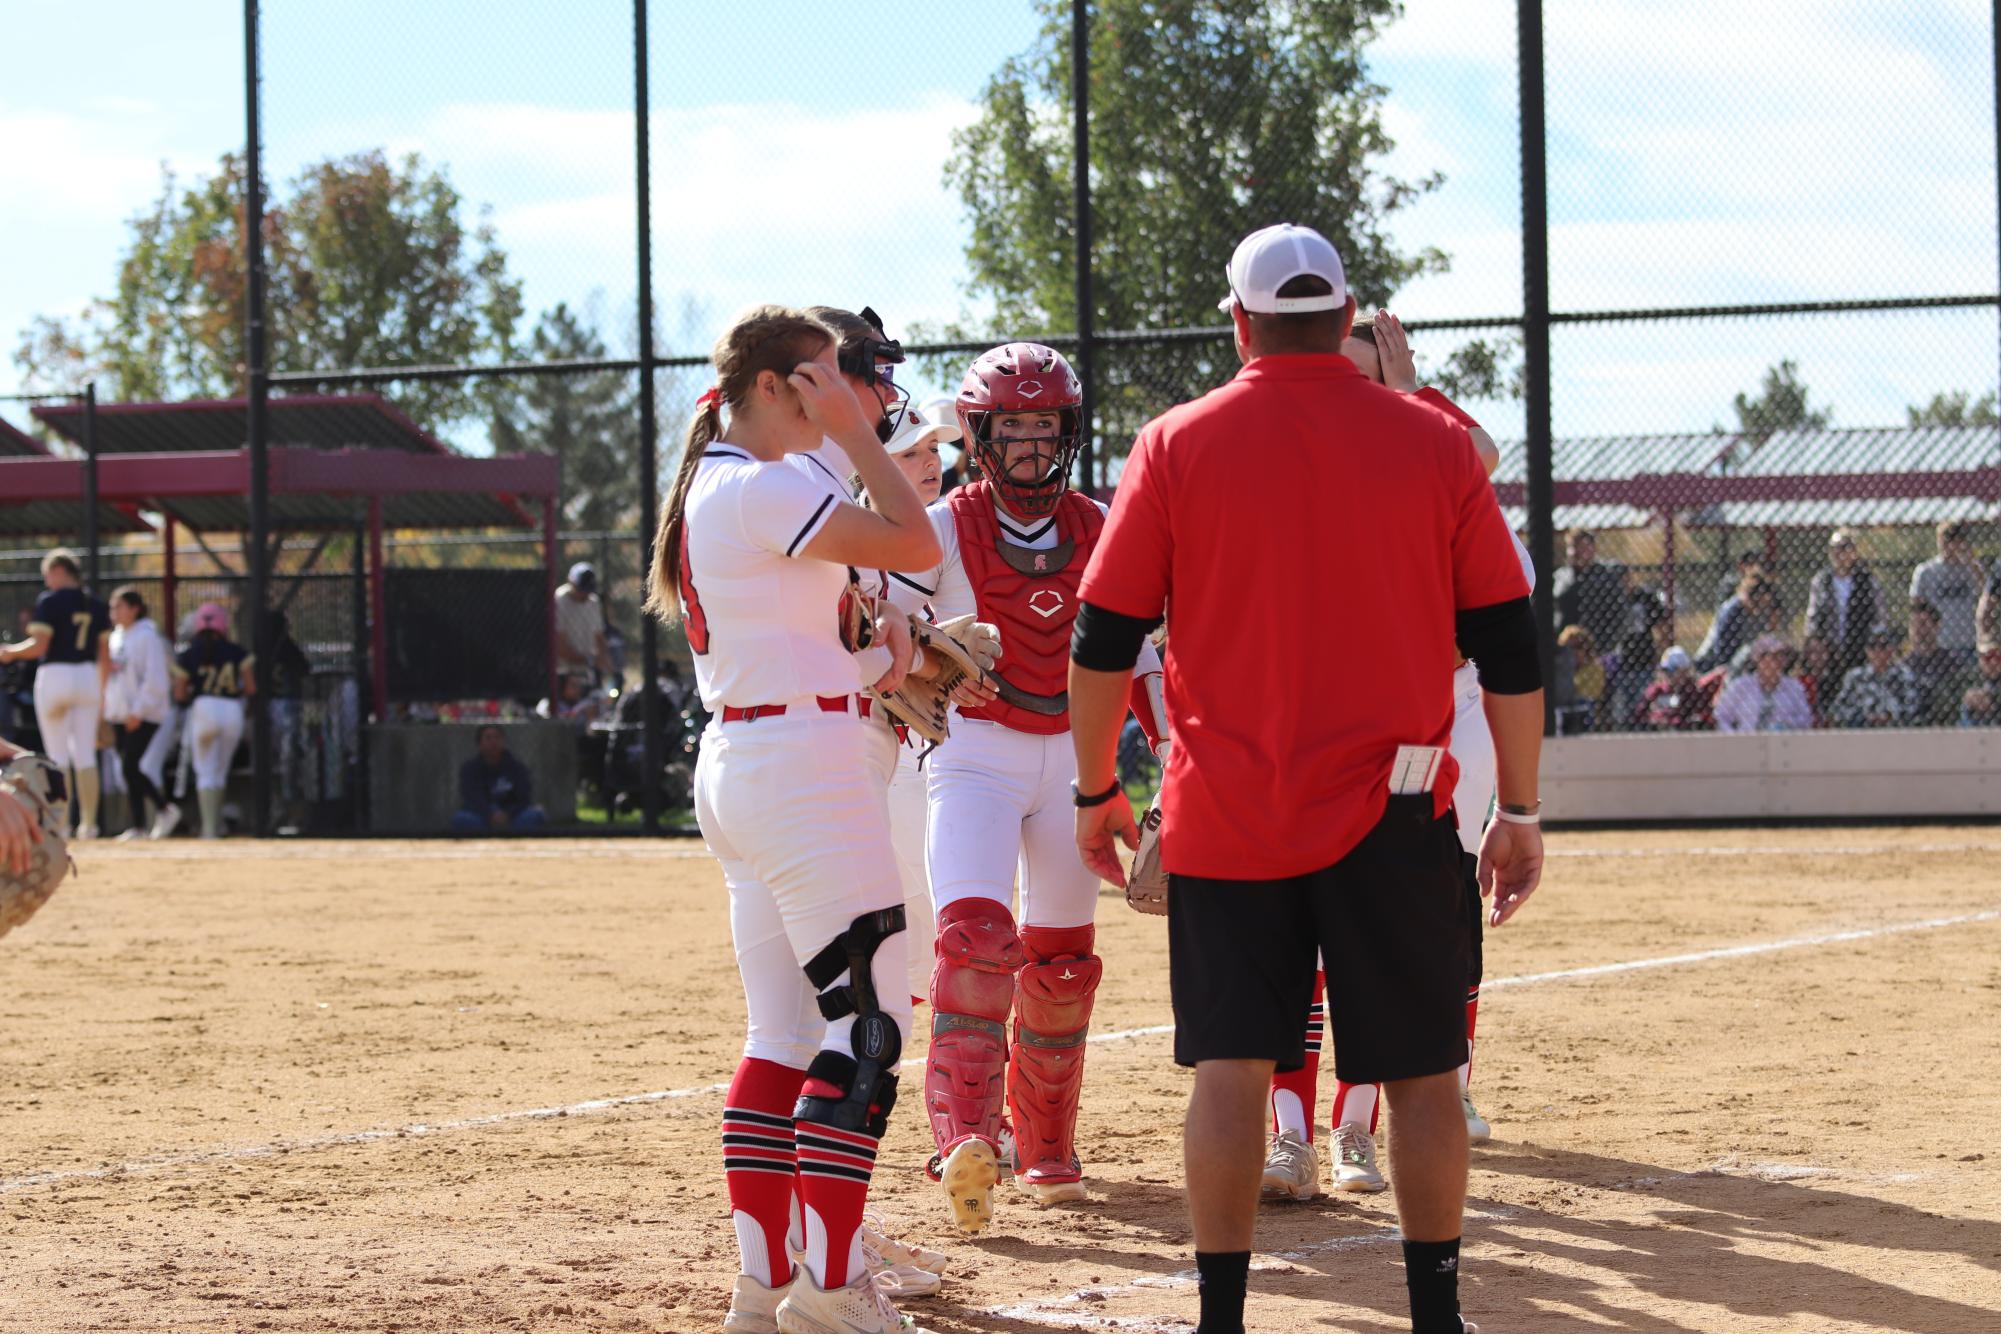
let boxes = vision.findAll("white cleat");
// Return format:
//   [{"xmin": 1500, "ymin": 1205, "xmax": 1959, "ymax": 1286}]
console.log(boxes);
[
  {"xmin": 938, "ymin": 1138, "xmax": 1000, "ymax": 1235},
  {"xmin": 150, "ymin": 804, "xmax": 182, "ymax": 840},
  {"xmin": 775, "ymin": 1269, "xmax": 924, "ymax": 1333},
  {"xmin": 860, "ymin": 1221, "xmax": 943, "ymax": 1299},
  {"xmin": 1332, "ymin": 1122, "xmax": 1387, "ymax": 1193},
  {"xmin": 1260, "ymin": 1129, "xmax": 1322, "ymax": 1201},
  {"xmin": 114, "ymin": 828, "xmax": 147, "ymax": 843},
  {"xmin": 861, "ymin": 1214, "xmax": 949, "ymax": 1276},
  {"xmin": 724, "ymin": 1271, "xmax": 790, "ymax": 1334},
  {"xmin": 1014, "ymin": 1166, "xmax": 1088, "ymax": 1207},
  {"xmin": 1462, "ymin": 1089, "xmax": 1492, "ymax": 1144},
  {"xmin": 73, "ymin": 824, "xmax": 98, "ymax": 842}
]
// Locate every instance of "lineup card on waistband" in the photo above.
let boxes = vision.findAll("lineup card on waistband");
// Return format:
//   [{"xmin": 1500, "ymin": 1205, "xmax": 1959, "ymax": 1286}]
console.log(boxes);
[{"xmin": 1389, "ymin": 745, "xmax": 1444, "ymax": 795}]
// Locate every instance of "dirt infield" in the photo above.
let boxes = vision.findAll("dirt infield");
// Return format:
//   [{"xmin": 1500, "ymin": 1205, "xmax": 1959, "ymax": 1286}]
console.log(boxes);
[{"xmin": 3, "ymin": 828, "xmax": 1998, "ymax": 1332}]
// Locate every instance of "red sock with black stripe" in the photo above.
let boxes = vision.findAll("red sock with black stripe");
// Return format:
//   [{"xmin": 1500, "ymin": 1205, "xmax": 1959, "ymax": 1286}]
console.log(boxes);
[
  {"xmin": 1461, "ymin": 985, "xmax": 1480, "ymax": 1090},
  {"xmin": 1269, "ymin": 970, "xmax": 1325, "ymax": 1142},
  {"xmin": 722, "ymin": 1057, "xmax": 805, "ymax": 1290},
  {"xmin": 794, "ymin": 1052, "xmax": 883, "ymax": 1291}
]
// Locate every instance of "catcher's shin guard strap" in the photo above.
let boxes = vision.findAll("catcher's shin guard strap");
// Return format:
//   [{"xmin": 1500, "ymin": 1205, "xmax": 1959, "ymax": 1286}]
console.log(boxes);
[
  {"xmin": 805, "ymin": 905, "xmax": 907, "ymax": 1023},
  {"xmin": 925, "ymin": 898, "xmax": 1022, "ymax": 1154},
  {"xmin": 1009, "ymin": 926, "xmax": 1101, "ymax": 1176},
  {"xmin": 795, "ymin": 1048, "xmax": 901, "ymax": 1139}
]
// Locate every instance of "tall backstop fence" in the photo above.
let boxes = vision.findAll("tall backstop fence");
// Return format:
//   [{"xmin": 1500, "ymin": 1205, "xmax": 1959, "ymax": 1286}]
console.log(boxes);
[{"xmin": 1, "ymin": 1, "xmax": 1996, "ymax": 830}]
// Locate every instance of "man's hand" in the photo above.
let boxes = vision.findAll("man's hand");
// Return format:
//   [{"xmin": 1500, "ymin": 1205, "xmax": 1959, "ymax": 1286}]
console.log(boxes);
[
  {"xmin": 1477, "ymin": 819, "xmax": 1544, "ymax": 927},
  {"xmin": 1375, "ymin": 311, "xmax": 1419, "ymax": 393},
  {"xmin": 125, "ymin": 715, "xmax": 142, "ymax": 733},
  {"xmin": 489, "ymin": 810, "xmax": 509, "ymax": 831},
  {"xmin": 1076, "ymin": 798, "xmax": 1140, "ymax": 888},
  {"xmin": 868, "ymin": 612, "xmax": 915, "ymax": 696}
]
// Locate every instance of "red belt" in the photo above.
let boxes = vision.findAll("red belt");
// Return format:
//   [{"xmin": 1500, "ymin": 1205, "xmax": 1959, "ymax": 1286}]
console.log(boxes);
[{"xmin": 721, "ymin": 695, "xmax": 872, "ymax": 725}]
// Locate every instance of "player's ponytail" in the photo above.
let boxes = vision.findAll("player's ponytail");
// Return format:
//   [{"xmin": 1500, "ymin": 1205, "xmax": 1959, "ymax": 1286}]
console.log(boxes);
[{"xmin": 644, "ymin": 305, "xmax": 835, "ymax": 624}]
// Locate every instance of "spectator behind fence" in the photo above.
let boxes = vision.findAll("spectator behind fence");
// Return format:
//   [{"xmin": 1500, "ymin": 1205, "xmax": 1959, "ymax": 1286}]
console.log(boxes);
[
  {"xmin": 0, "ymin": 607, "xmax": 37, "ymax": 744},
  {"xmin": 1910, "ymin": 520, "xmax": 1986, "ymax": 662},
  {"xmin": 1905, "ymin": 597, "xmax": 1972, "ymax": 726},
  {"xmin": 453, "ymin": 723, "xmax": 546, "ymax": 833},
  {"xmin": 1805, "ymin": 528, "xmax": 1880, "ymax": 684},
  {"xmin": 537, "ymin": 672, "xmax": 607, "ymax": 732},
  {"xmin": 262, "ymin": 610, "xmax": 312, "ymax": 830},
  {"xmin": 1553, "ymin": 624, "xmax": 1604, "ymax": 734},
  {"xmin": 173, "ymin": 603, "xmax": 254, "ymax": 840},
  {"xmin": 1697, "ymin": 575, "xmax": 1778, "ymax": 674},
  {"xmin": 1979, "ymin": 560, "xmax": 1999, "ymax": 653},
  {"xmin": 1553, "ymin": 529, "xmax": 1627, "ymax": 653},
  {"xmin": 1714, "ymin": 635, "xmax": 1813, "ymax": 734},
  {"xmin": 106, "ymin": 587, "xmax": 179, "ymax": 840},
  {"xmin": 554, "ymin": 562, "xmax": 611, "ymax": 684},
  {"xmin": 1959, "ymin": 641, "xmax": 2001, "ymax": 727},
  {"xmin": 1830, "ymin": 626, "xmax": 1917, "ymax": 729},
  {"xmin": 1715, "ymin": 549, "xmax": 1763, "ymax": 612},
  {"xmin": 1642, "ymin": 646, "xmax": 1717, "ymax": 730},
  {"xmin": 1794, "ymin": 633, "xmax": 1835, "ymax": 726},
  {"xmin": 1607, "ymin": 572, "xmax": 1667, "ymax": 730}
]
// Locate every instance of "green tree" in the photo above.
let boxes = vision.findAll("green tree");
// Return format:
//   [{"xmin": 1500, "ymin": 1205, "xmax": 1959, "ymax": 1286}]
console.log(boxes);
[
  {"xmin": 15, "ymin": 150, "xmax": 521, "ymax": 431},
  {"xmin": 941, "ymin": 0, "xmax": 1453, "ymax": 458},
  {"xmin": 1727, "ymin": 360, "xmax": 1830, "ymax": 447},
  {"xmin": 489, "ymin": 301, "xmax": 639, "ymax": 533},
  {"xmin": 1906, "ymin": 390, "xmax": 1999, "ymax": 428}
]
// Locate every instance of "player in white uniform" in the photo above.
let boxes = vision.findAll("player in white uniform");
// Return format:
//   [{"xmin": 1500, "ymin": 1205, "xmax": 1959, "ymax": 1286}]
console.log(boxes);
[
  {"xmin": 1261, "ymin": 312, "xmax": 1532, "ymax": 1201},
  {"xmin": 0, "ymin": 549, "xmax": 111, "ymax": 838},
  {"xmin": 645, "ymin": 304, "xmax": 941, "ymax": 1334},
  {"xmin": 903, "ymin": 343, "xmax": 1166, "ymax": 1236}
]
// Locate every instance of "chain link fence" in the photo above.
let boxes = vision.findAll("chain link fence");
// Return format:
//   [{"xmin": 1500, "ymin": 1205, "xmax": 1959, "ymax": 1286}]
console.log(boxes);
[{"xmin": 4, "ymin": 1, "xmax": 1997, "ymax": 831}]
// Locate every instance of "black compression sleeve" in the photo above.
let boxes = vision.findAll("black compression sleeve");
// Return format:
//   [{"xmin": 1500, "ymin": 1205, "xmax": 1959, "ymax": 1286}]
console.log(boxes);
[
  {"xmin": 1455, "ymin": 596, "xmax": 1542, "ymax": 695},
  {"xmin": 1071, "ymin": 601, "xmax": 1162, "ymax": 673}
]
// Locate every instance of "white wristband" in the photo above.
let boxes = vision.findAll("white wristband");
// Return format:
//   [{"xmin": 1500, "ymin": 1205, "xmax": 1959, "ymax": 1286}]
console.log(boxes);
[{"xmin": 1493, "ymin": 806, "xmax": 1541, "ymax": 825}]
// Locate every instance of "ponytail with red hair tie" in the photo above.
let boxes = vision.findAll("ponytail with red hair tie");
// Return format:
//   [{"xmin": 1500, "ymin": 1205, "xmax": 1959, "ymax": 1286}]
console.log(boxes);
[{"xmin": 696, "ymin": 385, "xmax": 723, "ymax": 412}]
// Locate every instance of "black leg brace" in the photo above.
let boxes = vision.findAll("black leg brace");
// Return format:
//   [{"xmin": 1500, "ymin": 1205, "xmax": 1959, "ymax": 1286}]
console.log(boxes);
[{"xmin": 796, "ymin": 906, "xmax": 906, "ymax": 1135}]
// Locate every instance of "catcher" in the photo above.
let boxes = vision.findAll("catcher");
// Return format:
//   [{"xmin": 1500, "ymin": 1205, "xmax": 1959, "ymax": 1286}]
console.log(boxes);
[{"xmin": 1, "ymin": 737, "xmax": 71, "ymax": 941}]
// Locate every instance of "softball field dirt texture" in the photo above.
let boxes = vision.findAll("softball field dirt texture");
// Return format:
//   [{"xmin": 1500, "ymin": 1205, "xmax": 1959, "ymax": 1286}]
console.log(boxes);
[{"xmin": 3, "ymin": 829, "xmax": 1997, "ymax": 1332}]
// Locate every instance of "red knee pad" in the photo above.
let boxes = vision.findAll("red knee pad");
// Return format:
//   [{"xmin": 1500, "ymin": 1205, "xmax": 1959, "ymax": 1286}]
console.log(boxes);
[
  {"xmin": 925, "ymin": 898, "xmax": 1022, "ymax": 1157},
  {"xmin": 1009, "ymin": 925, "xmax": 1101, "ymax": 1179}
]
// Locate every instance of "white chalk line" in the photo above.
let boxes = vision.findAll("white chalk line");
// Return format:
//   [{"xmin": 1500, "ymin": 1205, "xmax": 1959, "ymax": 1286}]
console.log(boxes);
[
  {"xmin": 1545, "ymin": 841, "xmax": 2001, "ymax": 859},
  {"xmin": 4, "ymin": 904, "xmax": 1994, "ymax": 1200}
]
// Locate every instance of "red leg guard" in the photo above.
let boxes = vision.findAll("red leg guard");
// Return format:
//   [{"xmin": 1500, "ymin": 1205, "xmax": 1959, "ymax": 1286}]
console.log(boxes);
[
  {"xmin": 925, "ymin": 897, "xmax": 1023, "ymax": 1160},
  {"xmin": 1008, "ymin": 924, "xmax": 1101, "ymax": 1183}
]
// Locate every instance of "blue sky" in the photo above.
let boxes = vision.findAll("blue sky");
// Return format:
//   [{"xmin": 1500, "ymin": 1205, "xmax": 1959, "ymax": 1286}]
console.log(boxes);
[{"xmin": 2, "ymin": 0, "xmax": 1995, "ymax": 446}]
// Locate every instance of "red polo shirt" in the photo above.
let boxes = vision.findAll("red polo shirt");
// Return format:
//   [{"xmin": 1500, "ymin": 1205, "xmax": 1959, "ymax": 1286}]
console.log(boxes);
[{"xmin": 1080, "ymin": 354, "xmax": 1529, "ymax": 880}]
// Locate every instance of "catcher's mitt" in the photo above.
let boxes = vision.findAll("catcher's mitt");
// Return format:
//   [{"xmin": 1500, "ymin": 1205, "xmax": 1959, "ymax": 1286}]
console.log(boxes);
[
  {"xmin": 1, "ymin": 752, "xmax": 73, "ymax": 941},
  {"xmin": 873, "ymin": 615, "xmax": 1002, "ymax": 746},
  {"xmin": 1126, "ymin": 794, "xmax": 1167, "ymax": 915}
]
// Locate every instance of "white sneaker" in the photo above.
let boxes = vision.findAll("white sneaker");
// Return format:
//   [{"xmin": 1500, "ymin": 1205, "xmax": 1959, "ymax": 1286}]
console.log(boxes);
[
  {"xmin": 115, "ymin": 828, "xmax": 147, "ymax": 843},
  {"xmin": 725, "ymin": 1272, "xmax": 791, "ymax": 1333},
  {"xmin": 861, "ymin": 1214, "xmax": 948, "ymax": 1275},
  {"xmin": 1332, "ymin": 1123, "xmax": 1386, "ymax": 1193},
  {"xmin": 775, "ymin": 1269, "xmax": 923, "ymax": 1333},
  {"xmin": 150, "ymin": 804, "xmax": 182, "ymax": 840},
  {"xmin": 73, "ymin": 824, "xmax": 98, "ymax": 842},
  {"xmin": 860, "ymin": 1223, "xmax": 943, "ymax": 1299},
  {"xmin": 1260, "ymin": 1129, "xmax": 1321, "ymax": 1201},
  {"xmin": 1462, "ymin": 1089, "xmax": 1492, "ymax": 1144},
  {"xmin": 937, "ymin": 1138, "xmax": 999, "ymax": 1236}
]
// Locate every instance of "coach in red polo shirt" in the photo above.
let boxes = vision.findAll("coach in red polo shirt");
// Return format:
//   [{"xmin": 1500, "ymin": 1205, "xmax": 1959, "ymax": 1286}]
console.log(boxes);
[{"xmin": 1067, "ymin": 223, "xmax": 1546, "ymax": 1334}]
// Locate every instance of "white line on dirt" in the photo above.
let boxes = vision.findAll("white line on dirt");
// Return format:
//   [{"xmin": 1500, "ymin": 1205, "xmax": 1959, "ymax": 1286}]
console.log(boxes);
[
  {"xmin": 1546, "ymin": 842, "xmax": 2001, "ymax": 858},
  {"xmin": 4, "ymin": 906, "xmax": 1994, "ymax": 1198}
]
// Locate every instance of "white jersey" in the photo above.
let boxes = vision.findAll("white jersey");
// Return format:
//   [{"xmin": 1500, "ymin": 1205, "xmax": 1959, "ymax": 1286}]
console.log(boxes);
[{"xmin": 681, "ymin": 447, "xmax": 859, "ymax": 710}]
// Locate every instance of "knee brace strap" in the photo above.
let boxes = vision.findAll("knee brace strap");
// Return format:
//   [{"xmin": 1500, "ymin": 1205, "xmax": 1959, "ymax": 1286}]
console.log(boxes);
[
  {"xmin": 804, "ymin": 905, "xmax": 907, "ymax": 1023},
  {"xmin": 795, "ymin": 1048, "xmax": 901, "ymax": 1139}
]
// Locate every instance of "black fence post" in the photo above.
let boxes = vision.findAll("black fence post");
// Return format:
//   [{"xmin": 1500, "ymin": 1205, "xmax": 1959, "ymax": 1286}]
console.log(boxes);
[
  {"xmin": 635, "ymin": 0, "xmax": 662, "ymax": 834},
  {"xmin": 1072, "ymin": 0, "xmax": 1096, "ymax": 493},
  {"xmin": 82, "ymin": 382, "xmax": 99, "ymax": 595},
  {"xmin": 1993, "ymin": 0, "xmax": 2000, "ymax": 435},
  {"xmin": 244, "ymin": 0, "xmax": 274, "ymax": 833},
  {"xmin": 1518, "ymin": 0, "xmax": 1555, "ymax": 735}
]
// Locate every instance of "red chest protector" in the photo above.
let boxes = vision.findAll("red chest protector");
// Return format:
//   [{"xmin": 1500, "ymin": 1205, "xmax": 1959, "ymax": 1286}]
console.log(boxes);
[{"xmin": 949, "ymin": 481, "xmax": 1103, "ymax": 735}]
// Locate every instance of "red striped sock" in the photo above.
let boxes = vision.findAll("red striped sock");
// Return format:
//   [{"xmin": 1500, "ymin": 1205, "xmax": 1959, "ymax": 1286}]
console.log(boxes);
[
  {"xmin": 1462, "ymin": 986, "xmax": 1480, "ymax": 1089},
  {"xmin": 795, "ymin": 1116, "xmax": 881, "ymax": 1290},
  {"xmin": 721, "ymin": 1058, "xmax": 804, "ymax": 1290},
  {"xmin": 1269, "ymin": 971, "xmax": 1325, "ymax": 1142}
]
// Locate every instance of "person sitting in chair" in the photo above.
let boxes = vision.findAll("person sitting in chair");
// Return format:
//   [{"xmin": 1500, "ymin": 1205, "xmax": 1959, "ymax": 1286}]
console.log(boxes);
[{"xmin": 452, "ymin": 724, "xmax": 547, "ymax": 833}]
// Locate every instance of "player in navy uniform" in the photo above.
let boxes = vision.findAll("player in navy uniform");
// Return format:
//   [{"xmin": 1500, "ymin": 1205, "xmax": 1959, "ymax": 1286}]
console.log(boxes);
[
  {"xmin": 0, "ymin": 549, "xmax": 111, "ymax": 838},
  {"xmin": 171, "ymin": 603, "xmax": 256, "ymax": 840}
]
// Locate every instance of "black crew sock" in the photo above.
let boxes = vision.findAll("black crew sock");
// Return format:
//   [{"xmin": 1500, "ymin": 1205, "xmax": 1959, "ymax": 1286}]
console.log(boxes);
[
  {"xmin": 1195, "ymin": 1250, "xmax": 1250, "ymax": 1333},
  {"xmin": 1402, "ymin": 1237, "xmax": 1462, "ymax": 1333}
]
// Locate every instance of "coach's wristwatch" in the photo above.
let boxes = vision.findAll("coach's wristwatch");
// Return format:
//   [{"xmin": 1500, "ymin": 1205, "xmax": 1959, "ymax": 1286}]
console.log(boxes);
[{"xmin": 1072, "ymin": 779, "xmax": 1122, "ymax": 809}]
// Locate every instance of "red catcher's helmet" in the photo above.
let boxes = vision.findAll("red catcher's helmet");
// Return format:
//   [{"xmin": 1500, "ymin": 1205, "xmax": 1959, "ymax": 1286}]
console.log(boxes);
[{"xmin": 956, "ymin": 342, "xmax": 1083, "ymax": 518}]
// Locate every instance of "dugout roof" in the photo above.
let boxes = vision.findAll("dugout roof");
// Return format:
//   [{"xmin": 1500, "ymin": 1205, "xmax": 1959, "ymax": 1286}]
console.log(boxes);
[{"xmin": 0, "ymin": 414, "xmax": 155, "ymax": 537}]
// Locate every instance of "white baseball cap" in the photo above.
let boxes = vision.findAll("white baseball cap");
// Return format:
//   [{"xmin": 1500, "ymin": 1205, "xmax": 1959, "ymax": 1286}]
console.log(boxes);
[
  {"xmin": 1217, "ymin": 223, "xmax": 1347, "ymax": 315},
  {"xmin": 883, "ymin": 402, "xmax": 962, "ymax": 456}
]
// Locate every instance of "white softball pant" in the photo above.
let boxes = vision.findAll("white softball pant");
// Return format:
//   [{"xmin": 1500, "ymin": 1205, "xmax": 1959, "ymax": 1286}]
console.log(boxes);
[
  {"xmin": 189, "ymin": 696, "xmax": 246, "ymax": 792},
  {"xmin": 862, "ymin": 721, "xmax": 935, "ymax": 1003},
  {"xmin": 1450, "ymin": 662, "xmax": 1494, "ymax": 858},
  {"xmin": 926, "ymin": 718, "xmax": 1097, "ymax": 932},
  {"xmin": 32, "ymin": 662, "xmax": 100, "ymax": 771},
  {"xmin": 696, "ymin": 709, "xmax": 912, "ymax": 1073}
]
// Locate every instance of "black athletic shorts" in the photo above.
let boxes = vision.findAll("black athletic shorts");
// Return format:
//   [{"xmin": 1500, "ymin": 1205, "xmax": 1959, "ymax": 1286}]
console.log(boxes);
[{"xmin": 1167, "ymin": 795, "xmax": 1471, "ymax": 1085}]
